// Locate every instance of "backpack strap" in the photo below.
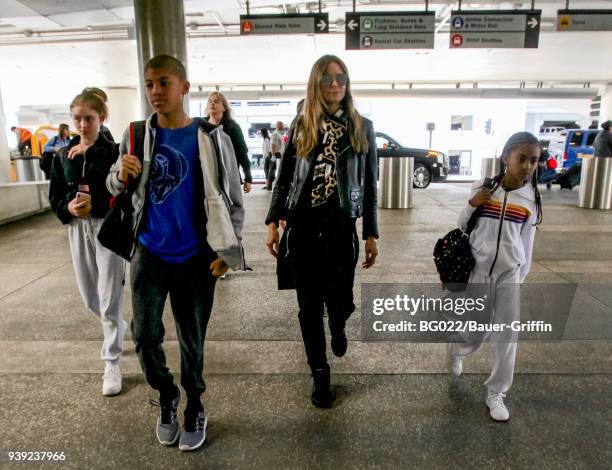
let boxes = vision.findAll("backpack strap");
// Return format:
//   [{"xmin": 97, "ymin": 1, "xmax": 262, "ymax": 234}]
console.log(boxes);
[
  {"xmin": 119, "ymin": 120, "xmax": 146, "ymax": 196},
  {"xmin": 465, "ymin": 178, "xmax": 497, "ymax": 235},
  {"xmin": 465, "ymin": 207, "xmax": 482, "ymax": 235},
  {"xmin": 129, "ymin": 120, "xmax": 146, "ymax": 163}
]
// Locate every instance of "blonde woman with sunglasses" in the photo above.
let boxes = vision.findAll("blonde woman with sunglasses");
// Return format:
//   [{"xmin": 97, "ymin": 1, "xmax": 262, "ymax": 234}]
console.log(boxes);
[{"xmin": 265, "ymin": 55, "xmax": 379, "ymax": 408}]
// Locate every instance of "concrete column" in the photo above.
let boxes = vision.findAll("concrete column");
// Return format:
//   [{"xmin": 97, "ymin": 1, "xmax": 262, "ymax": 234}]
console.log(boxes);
[
  {"xmin": 133, "ymin": 0, "xmax": 188, "ymax": 118},
  {"xmin": 599, "ymin": 83, "xmax": 612, "ymax": 124},
  {"xmin": 105, "ymin": 87, "xmax": 140, "ymax": 142},
  {"xmin": 0, "ymin": 86, "xmax": 12, "ymax": 184}
]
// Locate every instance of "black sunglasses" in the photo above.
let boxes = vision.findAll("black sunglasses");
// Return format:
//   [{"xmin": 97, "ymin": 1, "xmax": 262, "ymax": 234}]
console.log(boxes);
[{"xmin": 321, "ymin": 73, "xmax": 349, "ymax": 87}]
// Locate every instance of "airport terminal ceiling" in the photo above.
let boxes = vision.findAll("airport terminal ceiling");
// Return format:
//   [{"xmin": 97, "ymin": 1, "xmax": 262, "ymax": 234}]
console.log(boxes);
[{"xmin": 0, "ymin": 0, "xmax": 611, "ymax": 105}]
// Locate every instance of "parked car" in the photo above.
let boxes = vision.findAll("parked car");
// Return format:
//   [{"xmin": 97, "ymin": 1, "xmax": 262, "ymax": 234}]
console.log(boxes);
[
  {"xmin": 375, "ymin": 132, "xmax": 449, "ymax": 189},
  {"xmin": 548, "ymin": 129, "xmax": 599, "ymax": 171},
  {"xmin": 538, "ymin": 126, "xmax": 566, "ymax": 138}
]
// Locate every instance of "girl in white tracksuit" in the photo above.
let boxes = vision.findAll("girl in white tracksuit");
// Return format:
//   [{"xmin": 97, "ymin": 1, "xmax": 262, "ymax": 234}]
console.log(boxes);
[
  {"xmin": 49, "ymin": 88, "xmax": 126, "ymax": 396},
  {"xmin": 449, "ymin": 132, "xmax": 542, "ymax": 422}
]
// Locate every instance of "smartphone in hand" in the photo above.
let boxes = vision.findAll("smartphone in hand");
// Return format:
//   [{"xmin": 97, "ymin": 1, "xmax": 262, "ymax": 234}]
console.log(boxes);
[{"xmin": 76, "ymin": 192, "xmax": 91, "ymax": 205}]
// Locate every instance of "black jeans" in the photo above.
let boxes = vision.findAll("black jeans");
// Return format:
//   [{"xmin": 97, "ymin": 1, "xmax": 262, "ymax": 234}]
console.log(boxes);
[
  {"xmin": 131, "ymin": 244, "xmax": 217, "ymax": 403},
  {"xmin": 288, "ymin": 218, "xmax": 359, "ymax": 371}
]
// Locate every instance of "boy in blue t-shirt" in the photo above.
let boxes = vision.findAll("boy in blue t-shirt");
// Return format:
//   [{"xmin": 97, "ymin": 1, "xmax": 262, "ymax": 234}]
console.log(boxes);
[{"xmin": 108, "ymin": 55, "xmax": 238, "ymax": 452}]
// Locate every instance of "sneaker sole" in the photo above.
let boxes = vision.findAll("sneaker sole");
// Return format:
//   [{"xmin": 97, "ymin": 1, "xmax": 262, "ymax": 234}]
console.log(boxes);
[{"xmin": 178, "ymin": 416, "xmax": 208, "ymax": 451}]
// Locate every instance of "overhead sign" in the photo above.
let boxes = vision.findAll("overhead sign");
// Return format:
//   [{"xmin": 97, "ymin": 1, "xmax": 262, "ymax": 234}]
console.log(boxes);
[
  {"xmin": 557, "ymin": 9, "xmax": 612, "ymax": 31},
  {"xmin": 345, "ymin": 12, "xmax": 435, "ymax": 50},
  {"xmin": 240, "ymin": 13, "xmax": 328, "ymax": 35},
  {"xmin": 450, "ymin": 10, "xmax": 541, "ymax": 49}
]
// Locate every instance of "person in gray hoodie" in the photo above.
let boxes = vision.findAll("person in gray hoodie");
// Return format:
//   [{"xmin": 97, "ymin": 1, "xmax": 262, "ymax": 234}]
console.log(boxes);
[{"xmin": 106, "ymin": 55, "xmax": 244, "ymax": 452}]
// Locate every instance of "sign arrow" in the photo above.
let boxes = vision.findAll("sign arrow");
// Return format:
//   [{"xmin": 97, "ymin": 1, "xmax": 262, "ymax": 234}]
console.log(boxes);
[
  {"xmin": 317, "ymin": 19, "xmax": 327, "ymax": 31},
  {"xmin": 529, "ymin": 17, "xmax": 539, "ymax": 28},
  {"xmin": 348, "ymin": 19, "xmax": 358, "ymax": 31}
]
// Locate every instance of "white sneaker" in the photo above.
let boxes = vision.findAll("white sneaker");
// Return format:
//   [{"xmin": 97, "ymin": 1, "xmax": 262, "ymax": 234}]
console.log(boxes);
[
  {"xmin": 102, "ymin": 363, "xmax": 122, "ymax": 396},
  {"xmin": 486, "ymin": 391, "xmax": 510, "ymax": 421},
  {"xmin": 446, "ymin": 344, "xmax": 463, "ymax": 377}
]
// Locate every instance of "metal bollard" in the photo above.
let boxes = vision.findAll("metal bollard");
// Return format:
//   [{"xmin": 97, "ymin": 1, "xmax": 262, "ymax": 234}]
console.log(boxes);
[
  {"xmin": 578, "ymin": 157, "xmax": 612, "ymax": 210},
  {"xmin": 481, "ymin": 157, "xmax": 500, "ymax": 179},
  {"xmin": 15, "ymin": 157, "xmax": 37, "ymax": 182},
  {"xmin": 378, "ymin": 156, "xmax": 413, "ymax": 209}
]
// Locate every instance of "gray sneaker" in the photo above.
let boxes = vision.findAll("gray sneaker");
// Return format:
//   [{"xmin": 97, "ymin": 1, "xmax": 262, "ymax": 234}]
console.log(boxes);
[
  {"xmin": 179, "ymin": 411, "xmax": 207, "ymax": 451},
  {"xmin": 154, "ymin": 389, "xmax": 180, "ymax": 446}
]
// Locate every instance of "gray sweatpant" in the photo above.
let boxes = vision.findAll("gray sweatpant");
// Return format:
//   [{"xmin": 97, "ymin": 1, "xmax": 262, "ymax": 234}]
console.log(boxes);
[
  {"xmin": 450, "ymin": 268, "xmax": 520, "ymax": 394},
  {"xmin": 68, "ymin": 217, "xmax": 126, "ymax": 364}
]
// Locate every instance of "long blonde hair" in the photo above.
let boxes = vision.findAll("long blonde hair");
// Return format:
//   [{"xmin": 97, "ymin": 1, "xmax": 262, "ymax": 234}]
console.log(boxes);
[{"xmin": 295, "ymin": 55, "xmax": 367, "ymax": 157}]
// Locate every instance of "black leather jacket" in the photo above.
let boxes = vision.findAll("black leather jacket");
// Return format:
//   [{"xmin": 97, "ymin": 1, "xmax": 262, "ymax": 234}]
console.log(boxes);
[
  {"xmin": 265, "ymin": 117, "xmax": 379, "ymax": 240},
  {"xmin": 49, "ymin": 133, "xmax": 118, "ymax": 224}
]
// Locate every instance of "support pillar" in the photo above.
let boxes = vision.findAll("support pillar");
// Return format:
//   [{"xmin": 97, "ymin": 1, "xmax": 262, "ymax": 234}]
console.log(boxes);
[
  {"xmin": 599, "ymin": 83, "xmax": 612, "ymax": 125},
  {"xmin": 133, "ymin": 0, "xmax": 188, "ymax": 118}
]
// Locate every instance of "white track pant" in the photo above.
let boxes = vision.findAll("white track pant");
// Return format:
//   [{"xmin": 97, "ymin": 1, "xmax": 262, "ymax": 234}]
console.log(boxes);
[
  {"xmin": 450, "ymin": 268, "xmax": 520, "ymax": 394},
  {"xmin": 68, "ymin": 217, "xmax": 126, "ymax": 364}
]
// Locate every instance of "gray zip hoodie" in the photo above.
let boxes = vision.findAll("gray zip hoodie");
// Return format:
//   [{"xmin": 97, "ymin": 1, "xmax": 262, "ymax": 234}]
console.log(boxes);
[{"xmin": 106, "ymin": 114, "xmax": 245, "ymax": 270}]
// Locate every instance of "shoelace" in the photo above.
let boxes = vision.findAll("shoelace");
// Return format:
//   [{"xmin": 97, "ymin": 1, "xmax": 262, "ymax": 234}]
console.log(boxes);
[
  {"xmin": 489, "ymin": 393, "xmax": 507, "ymax": 409},
  {"xmin": 104, "ymin": 366, "xmax": 120, "ymax": 380},
  {"xmin": 184, "ymin": 413, "xmax": 205, "ymax": 432},
  {"xmin": 149, "ymin": 399, "xmax": 177, "ymax": 424}
]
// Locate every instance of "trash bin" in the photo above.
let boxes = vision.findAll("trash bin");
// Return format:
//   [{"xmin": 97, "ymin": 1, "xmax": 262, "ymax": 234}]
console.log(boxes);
[
  {"xmin": 578, "ymin": 157, "xmax": 612, "ymax": 210},
  {"xmin": 14, "ymin": 157, "xmax": 38, "ymax": 182},
  {"xmin": 378, "ymin": 156, "xmax": 413, "ymax": 209},
  {"xmin": 481, "ymin": 157, "xmax": 500, "ymax": 179}
]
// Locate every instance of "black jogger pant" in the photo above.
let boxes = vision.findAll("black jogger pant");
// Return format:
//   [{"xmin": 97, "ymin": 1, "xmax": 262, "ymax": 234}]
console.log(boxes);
[
  {"xmin": 288, "ymin": 218, "xmax": 359, "ymax": 371},
  {"xmin": 130, "ymin": 244, "xmax": 217, "ymax": 402}
]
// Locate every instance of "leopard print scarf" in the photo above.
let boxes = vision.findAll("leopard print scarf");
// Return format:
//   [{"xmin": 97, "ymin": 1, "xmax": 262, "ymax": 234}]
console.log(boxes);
[{"xmin": 311, "ymin": 109, "xmax": 347, "ymax": 207}]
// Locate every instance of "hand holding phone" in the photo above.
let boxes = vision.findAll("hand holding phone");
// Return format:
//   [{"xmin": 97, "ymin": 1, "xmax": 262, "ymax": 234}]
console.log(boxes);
[
  {"xmin": 76, "ymin": 192, "xmax": 91, "ymax": 205},
  {"xmin": 69, "ymin": 193, "xmax": 92, "ymax": 217}
]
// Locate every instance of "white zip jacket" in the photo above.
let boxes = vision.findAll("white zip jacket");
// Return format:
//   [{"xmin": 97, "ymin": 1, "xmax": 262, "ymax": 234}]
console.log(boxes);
[{"xmin": 458, "ymin": 178, "xmax": 537, "ymax": 282}]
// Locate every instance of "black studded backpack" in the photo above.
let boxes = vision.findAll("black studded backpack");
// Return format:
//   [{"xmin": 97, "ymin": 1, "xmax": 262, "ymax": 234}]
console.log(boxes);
[{"xmin": 433, "ymin": 177, "xmax": 496, "ymax": 292}]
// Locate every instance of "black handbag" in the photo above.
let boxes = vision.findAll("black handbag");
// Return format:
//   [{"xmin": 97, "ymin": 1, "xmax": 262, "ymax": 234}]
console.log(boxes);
[
  {"xmin": 97, "ymin": 192, "xmax": 135, "ymax": 261},
  {"xmin": 39, "ymin": 151, "xmax": 55, "ymax": 177},
  {"xmin": 97, "ymin": 121, "xmax": 145, "ymax": 261},
  {"xmin": 433, "ymin": 178, "xmax": 496, "ymax": 292},
  {"xmin": 433, "ymin": 209, "xmax": 481, "ymax": 292}
]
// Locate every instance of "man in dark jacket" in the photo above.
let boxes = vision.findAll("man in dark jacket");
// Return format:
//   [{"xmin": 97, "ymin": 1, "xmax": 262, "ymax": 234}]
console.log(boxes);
[{"xmin": 594, "ymin": 120, "xmax": 612, "ymax": 158}]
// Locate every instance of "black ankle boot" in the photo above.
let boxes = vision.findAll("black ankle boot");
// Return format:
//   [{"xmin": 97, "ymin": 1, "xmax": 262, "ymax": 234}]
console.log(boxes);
[
  {"xmin": 311, "ymin": 365, "xmax": 333, "ymax": 408},
  {"xmin": 330, "ymin": 323, "xmax": 348, "ymax": 358}
]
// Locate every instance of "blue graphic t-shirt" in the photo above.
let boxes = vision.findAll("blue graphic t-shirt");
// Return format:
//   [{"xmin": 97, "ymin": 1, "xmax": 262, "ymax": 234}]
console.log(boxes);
[{"xmin": 138, "ymin": 121, "xmax": 205, "ymax": 263}]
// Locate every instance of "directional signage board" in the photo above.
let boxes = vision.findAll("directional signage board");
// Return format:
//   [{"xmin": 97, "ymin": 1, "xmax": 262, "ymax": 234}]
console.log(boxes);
[
  {"xmin": 450, "ymin": 10, "xmax": 541, "ymax": 49},
  {"xmin": 240, "ymin": 13, "xmax": 328, "ymax": 35},
  {"xmin": 557, "ymin": 10, "xmax": 612, "ymax": 31},
  {"xmin": 345, "ymin": 12, "xmax": 435, "ymax": 50}
]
